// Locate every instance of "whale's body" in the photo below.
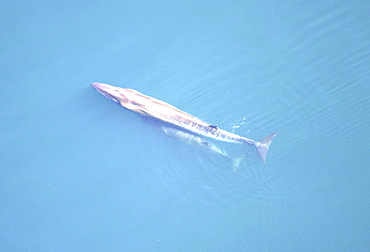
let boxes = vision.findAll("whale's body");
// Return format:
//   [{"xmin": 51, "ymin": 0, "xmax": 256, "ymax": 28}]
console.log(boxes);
[{"xmin": 91, "ymin": 82, "xmax": 277, "ymax": 162}]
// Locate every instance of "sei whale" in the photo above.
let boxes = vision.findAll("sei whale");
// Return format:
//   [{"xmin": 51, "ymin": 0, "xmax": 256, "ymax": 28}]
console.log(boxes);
[{"xmin": 91, "ymin": 82, "xmax": 277, "ymax": 162}]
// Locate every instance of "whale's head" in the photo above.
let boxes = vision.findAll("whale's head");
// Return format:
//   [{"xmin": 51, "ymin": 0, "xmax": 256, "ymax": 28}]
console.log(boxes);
[
  {"xmin": 91, "ymin": 82, "xmax": 149, "ymax": 115},
  {"xmin": 91, "ymin": 82, "xmax": 122, "ymax": 104}
]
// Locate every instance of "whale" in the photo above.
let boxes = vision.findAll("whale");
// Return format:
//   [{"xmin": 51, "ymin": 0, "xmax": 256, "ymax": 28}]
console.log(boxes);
[
  {"xmin": 160, "ymin": 125, "xmax": 244, "ymax": 170},
  {"xmin": 91, "ymin": 82, "xmax": 277, "ymax": 162}
]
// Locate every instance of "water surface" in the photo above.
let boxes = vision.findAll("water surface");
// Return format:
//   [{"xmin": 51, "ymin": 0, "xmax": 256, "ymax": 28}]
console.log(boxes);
[{"xmin": 1, "ymin": 1, "xmax": 369, "ymax": 251}]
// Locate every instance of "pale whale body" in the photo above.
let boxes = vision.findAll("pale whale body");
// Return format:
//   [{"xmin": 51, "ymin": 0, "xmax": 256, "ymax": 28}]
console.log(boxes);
[
  {"xmin": 161, "ymin": 126, "xmax": 229, "ymax": 157},
  {"xmin": 91, "ymin": 82, "xmax": 277, "ymax": 162},
  {"xmin": 160, "ymin": 125, "xmax": 243, "ymax": 169}
]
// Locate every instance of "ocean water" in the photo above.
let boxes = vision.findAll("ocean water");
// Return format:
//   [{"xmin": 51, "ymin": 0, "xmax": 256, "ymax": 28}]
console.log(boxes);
[{"xmin": 1, "ymin": 1, "xmax": 369, "ymax": 251}]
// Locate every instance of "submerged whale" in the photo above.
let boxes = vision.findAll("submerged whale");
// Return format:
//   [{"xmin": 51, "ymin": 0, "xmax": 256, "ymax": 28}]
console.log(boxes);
[
  {"xmin": 160, "ymin": 125, "xmax": 244, "ymax": 170},
  {"xmin": 91, "ymin": 82, "xmax": 277, "ymax": 162}
]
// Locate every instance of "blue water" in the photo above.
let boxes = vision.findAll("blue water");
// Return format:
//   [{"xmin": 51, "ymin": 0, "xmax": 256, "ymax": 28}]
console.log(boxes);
[{"xmin": 1, "ymin": 1, "xmax": 369, "ymax": 251}]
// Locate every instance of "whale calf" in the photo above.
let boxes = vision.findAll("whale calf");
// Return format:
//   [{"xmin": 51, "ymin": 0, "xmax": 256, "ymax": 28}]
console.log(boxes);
[
  {"xmin": 160, "ymin": 125, "xmax": 244, "ymax": 170},
  {"xmin": 91, "ymin": 82, "xmax": 277, "ymax": 162}
]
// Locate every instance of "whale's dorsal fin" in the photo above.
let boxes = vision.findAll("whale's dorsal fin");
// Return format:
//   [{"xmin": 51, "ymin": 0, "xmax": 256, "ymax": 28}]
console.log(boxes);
[{"xmin": 208, "ymin": 124, "xmax": 218, "ymax": 129}]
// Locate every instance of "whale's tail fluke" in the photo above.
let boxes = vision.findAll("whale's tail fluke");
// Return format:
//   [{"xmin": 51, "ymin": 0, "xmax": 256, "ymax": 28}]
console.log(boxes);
[{"xmin": 255, "ymin": 132, "xmax": 277, "ymax": 163}]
